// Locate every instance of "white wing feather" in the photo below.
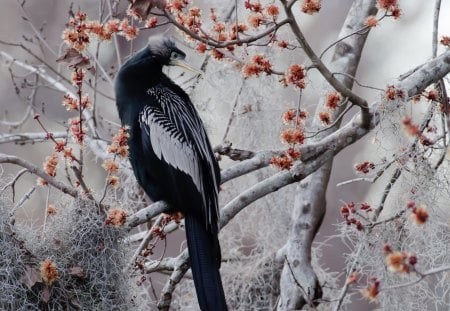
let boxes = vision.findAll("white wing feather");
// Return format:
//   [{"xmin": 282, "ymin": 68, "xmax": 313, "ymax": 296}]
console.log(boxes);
[
  {"xmin": 140, "ymin": 85, "xmax": 219, "ymax": 226},
  {"xmin": 143, "ymin": 110, "xmax": 203, "ymax": 194}
]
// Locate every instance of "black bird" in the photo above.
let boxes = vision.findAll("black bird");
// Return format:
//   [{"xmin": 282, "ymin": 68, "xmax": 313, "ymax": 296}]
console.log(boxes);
[{"xmin": 115, "ymin": 37, "xmax": 227, "ymax": 310}]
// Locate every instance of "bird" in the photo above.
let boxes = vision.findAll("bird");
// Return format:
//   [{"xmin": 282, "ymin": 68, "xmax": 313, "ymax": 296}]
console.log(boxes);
[{"xmin": 115, "ymin": 36, "xmax": 227, "ymax": 311}]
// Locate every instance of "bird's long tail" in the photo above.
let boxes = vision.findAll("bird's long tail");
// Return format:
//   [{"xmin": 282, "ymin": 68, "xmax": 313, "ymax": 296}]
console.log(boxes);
[{"xmin": 184, "ymin": 213, "xmax": 227, "ymax": 311}]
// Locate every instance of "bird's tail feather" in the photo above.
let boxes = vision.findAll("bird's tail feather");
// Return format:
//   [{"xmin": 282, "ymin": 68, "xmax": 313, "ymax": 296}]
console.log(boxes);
[{"xmin": 184, "ymin": 213, "xmax": 227, "ymax": 311}]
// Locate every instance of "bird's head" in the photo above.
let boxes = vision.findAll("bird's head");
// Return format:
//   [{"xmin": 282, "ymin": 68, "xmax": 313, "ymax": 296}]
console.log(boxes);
[
  {"xmin": 147, "ymin": 36, "xmax": 202, "ymax": 74},
  {"xmin": 116, "ymin": 36, "xmax": 202, "ymax": 93}
]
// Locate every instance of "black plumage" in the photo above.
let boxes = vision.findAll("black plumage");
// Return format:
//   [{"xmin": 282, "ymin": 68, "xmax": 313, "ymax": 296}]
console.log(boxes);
[{"xmin": 115, "ymin": 37, "xmax": 227, "ymax": 310}]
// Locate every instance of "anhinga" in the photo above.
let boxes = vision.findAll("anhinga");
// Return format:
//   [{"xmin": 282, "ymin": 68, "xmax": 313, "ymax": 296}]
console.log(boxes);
[{"xmin": 115, "ymin": 37, "xmax": 227, "ymax": 310}]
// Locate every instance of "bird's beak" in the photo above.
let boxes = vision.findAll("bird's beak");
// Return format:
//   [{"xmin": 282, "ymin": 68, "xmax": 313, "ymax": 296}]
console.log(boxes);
[{"xmin": 170, "ymin": 59, "xmax": 203, "ymax": 76}]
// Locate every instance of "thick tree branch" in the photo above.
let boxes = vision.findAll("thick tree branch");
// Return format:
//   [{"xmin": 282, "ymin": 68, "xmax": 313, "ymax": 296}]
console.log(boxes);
[
  {"xmin": 278, "ymin": 1, "xmax": 377, "ymax": 309},
  {"xmin": 125, "ymin": 201, "xmax": 170, "ymax": 229}
]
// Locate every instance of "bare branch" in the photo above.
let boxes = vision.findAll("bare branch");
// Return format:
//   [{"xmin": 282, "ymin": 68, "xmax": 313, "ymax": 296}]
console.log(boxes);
[
  {"xmin": 164, "ymin": 10, "xmax": 291, "ymax": 48},
  {"xmin": 157, "ymin": 250, "xmax": 190, "ymax": 310},
  {"xmin": 0, "ymin": 131, "xmax": 68, "ymax": 145},
  {"xmin": 432, "ymin": 0, "xmax": 443, "ymax": 58},
  {"xmin": 281, "ymin": 1, "xmax": 372, "ymax": 128},
  {"xmin": 0, "ymin": 153, "xmax": 78, "ymax": 197},
  {"xmin": 214, "ymin": 142, "xmax": 256, "ymax": 161},
  {"xmin": 381, "ymin": 265, "xmax": 450, "ymax": 292},
  {"xmin": 125, "ymin": 201, "xmax": 170, "ymax": 229}
]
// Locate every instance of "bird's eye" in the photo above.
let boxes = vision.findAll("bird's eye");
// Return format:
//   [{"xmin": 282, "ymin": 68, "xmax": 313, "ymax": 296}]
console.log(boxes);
[{"xmin": 171, "ymin": 52, "xmax": 180, "ymax": 59}]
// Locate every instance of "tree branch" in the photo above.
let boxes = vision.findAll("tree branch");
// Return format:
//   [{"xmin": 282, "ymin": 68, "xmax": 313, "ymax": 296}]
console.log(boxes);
[
  {"xmin": 164, "ymin": 10, "xmax": 291, "ymax": 48},
  {"xmin": 0, "ymin": 131, "xmax": 68, "ymax": 145},
  {"xmin": 0, "ymin": 153, "xmax": 78, "ymax": 197},
  {"xmin": 125, "ymin": 201, "xmax": 170, "ymax": 229},
  {"xmin": 281, "ymin": 0, "xmax": 372, "ymax": 128}
]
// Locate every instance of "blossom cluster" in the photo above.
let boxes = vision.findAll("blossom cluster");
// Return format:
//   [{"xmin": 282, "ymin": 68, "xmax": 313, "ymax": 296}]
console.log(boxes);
[
  {"xmin": 107, "ymin": 127, "xmax": 130, "ymax": 159},
  {"xmin": 173, "ymin": 5, "xmax": 203, "ymax": 35},
  {"xmin": 47, "ymin": 204, "xmax": 58, "ymax": 215},
  {"xmin": 270, "ymin": 108, "xmax": 308, "ymax": 170},
  {"xmin": 151, "ymin": 225, "xmax": 167, "ymax": 240},
  {"xmin": 40, "ymin": 259, "xmax": 59, "ymax": 285},
  {"xmin": 62, "ymin": 93, "xmax": 91, "ymax": 111},
  {"xmin": 384, "ymin": 244, "xmax": 417, "ymax": 274},
  {"xmin": 377, "ymin": 0, "xmax": 401, "ymax": 19},
  {"xmin": 68, "ymin": 117, "xmax": 87, "ymax": 145},
  {"xmin": 34, "ymin": 114, "xmax": 75, "ymax": 182},
  {"xmin": 301, "ymin": 0, "xmax": 321, "ymax": 15},
  {"xmin": 103, "ymin": 127, "xmax": 130, "ymax": 188},
  {"xmin": 360, "ymin": 276, "xmax": 380, "ymax": 302},
  {"xmin": 355, "ymin": 161, "xmax": 375, "ymax": 174},
  {"xmin": 244, "ymin": 1, "xmax": 281, "ymax": 29},
  {"xmin": 43, "ymin": 153, "xmax": 59, "ymax": 177},
  {"xmin": 313, "ymin": 92, "xmax": 341, "ymax": 125},
  {"xmin": 340, "ymin": 202, "xmax": 373, "ymax": 231},
  {"xmin": 105, "ymin": 208, "xmax": 128, "ymax": 227},
  {"xmin": 401, "ymin": 116, "xmax": 434, "ymax": 146},
  {"xmin": 384, "ymin": 85, "xmax": 405, "ymax": 101},
  {"xmin": 282, "ymin": 108, "xmax": 308, "ymax": 124},
  {"xmin": 283, "ymin": 64, "xmax": 306, "ymax": 89},
  {"xmin": 242, "ymin": 54, "xmax": 273, "ymax": 77},
  {"xmin": 168, "ymin": 1, "xmax": 293, "ymax": 64},
  {"xmin": 52, "ymin": 139, "xmax": 75, "ymax": 163},
  {"xmin": 364, "ymin": 16, "xmax": 379, "ymax": 27},
  {"xmin": 441, "ymin": 36, "xmax": 450, "ymax": 47},
  {"xmin": 62, "ymin": 11, "xmax": 141, "ymax": 53},
  {"xmin": 406, "ymin": 200, "xmax": 428, "ymax": 225}
]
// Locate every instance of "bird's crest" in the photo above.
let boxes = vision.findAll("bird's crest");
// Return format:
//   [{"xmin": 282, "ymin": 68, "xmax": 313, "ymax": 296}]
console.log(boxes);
[{"xmin": 147, "ymin": 36, "xmax": 177, "ymax": 58}]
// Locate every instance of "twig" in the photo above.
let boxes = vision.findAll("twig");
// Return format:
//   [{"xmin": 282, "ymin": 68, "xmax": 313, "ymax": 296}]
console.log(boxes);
[
  {"xmin": 16, "ymin": 0, "xmax": 57, "ymax": 56},
  {"xmin": 432, "ymin": 0, "xmax": 442, "ymax": 58},
  {"xmin": 333, "ymin": 244, "xmax": 364, "ymax": 311},
  {"xmin": 107, "ymin": 0, "xmax": 122, "ymax": 67},
  {"xmin": 281, "ymin": 1, "xmax": 371, "ymax": 128},
  {"xmin": 43, "ymin": 186, "xmax": 50, "ymax": 231},
  {"xmin": 336, "ymin": 177, "xmax": 375, "ymax": 187},
  {"xmin": 164, "ymin": 11, "xmax": 291, "ymax": 48},
  {"xmin": 70, "ymin": 166, "xmax": 94, "ymax": 200},
  {"xmin": 220, "ymin": 150, "xmax": 280, "ymax": 184},
  {"xmin": 337, "ymin": 158, "xmax": 396, "ymax": 187},
  {"xmin": 221, "ymin": 77, "xmax": 246, "ymax": 142},
  {"xmin": 86, "ymin": 49, "xmax": 114, "ymax": 86},
  {"xmin": 0, "ymin": 42, "xmax": 114, "ymax": 101},
  {"xmin": 368, "ymin": 210, "xmax": 406, "ymax": 228},
  {"xmin": 126, "ymin": 214, "xmax": 164, "ymax": 272},
  {"xmin": 0, "ymin": 153, "xmax": 78, "ymax": 197},
  {"xmin": 380, "ymin": 265, "xmax": 450, "ymax": 292},
  {"xmin": 0, "ymin": 49, "xmax": 96, "ymax": 134},
  {"xmin": 0, "ymin": 168, "xmax": 28, "ymax": 200},
  {"xmin": 214, "ymin": 142, "xmax": 256, "ymax": 161},
  {"xmin": 306, "ymin": 100, "xmax": 352, "ymax": 138},
  {"xmin": 331, "ymin": 72, "xmax": 384, "ymax": 92},
  {"xmin": 0, "ymin": 131, "xmax": 68, "ymax": 145},
  {"xmin": 9, "ymin": 186, "xmax": 36, "ymax": 218}
]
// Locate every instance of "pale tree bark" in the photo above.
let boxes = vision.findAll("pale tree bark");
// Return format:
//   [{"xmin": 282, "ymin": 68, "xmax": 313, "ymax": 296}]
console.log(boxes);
[{"xmin": 277, "ymin": 0, "xmax": 377, "ymax": 309}]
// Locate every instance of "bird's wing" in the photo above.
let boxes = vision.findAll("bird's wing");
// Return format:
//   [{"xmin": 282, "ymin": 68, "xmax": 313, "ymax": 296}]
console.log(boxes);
[
  {"xmin": 140, "ymin": 105, "xmax": 204, "ymax": 193},
  {"xmin": 140, "ymin": 85, "xmax": 219, "ymax": 227}
]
